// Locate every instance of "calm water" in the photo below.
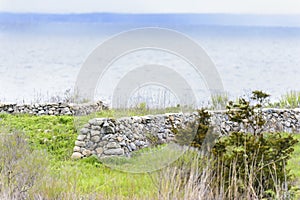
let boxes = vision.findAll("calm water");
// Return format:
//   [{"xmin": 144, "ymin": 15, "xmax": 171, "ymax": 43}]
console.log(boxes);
[{"xmin": 0, "ymin": 22, "xmax": 300, "ymax": 106}]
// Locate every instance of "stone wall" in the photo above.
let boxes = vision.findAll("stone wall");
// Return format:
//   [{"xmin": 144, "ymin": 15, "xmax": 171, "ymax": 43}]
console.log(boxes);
[
  {"xmin": 0, "ymin": 101, "xmax": 108, "ymax": 116},
  {"xmin": 71, "ymin": 108, "xmax": 300, "ymax": 159}
]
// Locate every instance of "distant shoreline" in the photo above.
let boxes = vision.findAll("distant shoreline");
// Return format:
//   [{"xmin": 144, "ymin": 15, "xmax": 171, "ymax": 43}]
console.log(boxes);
[{"xmin": 1, "ymin": 12, "xmax": 300, "ymax": 27}]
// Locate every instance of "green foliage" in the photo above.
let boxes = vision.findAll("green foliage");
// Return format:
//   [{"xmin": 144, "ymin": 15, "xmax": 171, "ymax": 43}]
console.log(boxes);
[
  {"xmin": 226, "ymin": 90, "xmax": 270, "ymax": 135},
  {"xmin": 173, "ymin": 108, "xmax": 211, "ymax": 148},
  {"xmin": 212, "ymin": 131, "xmax": 298, "ymax": 199},
  {"xmin": 171, "ymin": 90, "xmax": 299, "ymax": 198},
  {"xmin": 213, "ymin": 90, "xmax": 298, "ymax": 198}
]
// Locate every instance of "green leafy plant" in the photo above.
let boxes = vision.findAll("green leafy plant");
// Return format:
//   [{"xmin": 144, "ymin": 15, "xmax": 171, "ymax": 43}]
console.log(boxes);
[
  {"xmin": 226, "ymin": 90, "xmax": 270, "ymax": 135},
  {"xmin": 173, "ymin": 108, "xmax": 211, "ymax": 148}
]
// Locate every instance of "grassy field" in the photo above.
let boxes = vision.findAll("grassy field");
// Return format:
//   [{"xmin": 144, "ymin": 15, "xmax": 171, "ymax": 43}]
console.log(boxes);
[{"xmin": 0, "ymin": 111, "xmax": 300, "ymax": 199}]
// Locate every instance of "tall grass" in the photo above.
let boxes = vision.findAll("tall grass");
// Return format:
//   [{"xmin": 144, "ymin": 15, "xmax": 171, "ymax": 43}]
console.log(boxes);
[
  {"xmin": 210, "ymin": 93, "xmax": 229, "ymax": 110},
  {"xmin": 277, "ymin": 91, "xmax": 300, "ymax": 108}
]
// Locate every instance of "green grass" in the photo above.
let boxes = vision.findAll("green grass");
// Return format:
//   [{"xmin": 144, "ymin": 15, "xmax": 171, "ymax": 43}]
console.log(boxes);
[
  {"xmin": 270, "ymin": 91, "xmax": 300, "ymax": 108},
  {"xmin": 101, "ymin": 143, "xmax": 187, "ymax": 173},
  {"xmin": 288, "ymin": 133, "xmax": 300, "ymax": 197}
]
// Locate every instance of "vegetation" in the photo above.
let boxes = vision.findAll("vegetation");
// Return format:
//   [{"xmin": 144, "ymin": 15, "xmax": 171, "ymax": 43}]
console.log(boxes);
[
  {"xmin": 277, "ymin": 91, "xmax": 300, "ymax": 108},
  {"xmin": 211, "ymin": 92, "xmax": 229, "ymax": 110},
  {"xmin": 172, "ymin": 91, "xmax": 299, "ymax": 199}
]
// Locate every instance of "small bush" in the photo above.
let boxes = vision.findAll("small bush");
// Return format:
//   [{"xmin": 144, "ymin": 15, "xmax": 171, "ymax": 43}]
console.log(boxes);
[
  {"xmin": 0, "ymin": 130, "xmax": 48, "ymax": 199},
  {"xmin": 173, "ymin": 108, "xmax": 212, "ymax": 148},
  {"xmin": 212, "ymin": 131, "xmax": 298, "ymax": 199},
  {"xmin": 171, "ymin": 91, "xmax": 299, "ymax": 199}
]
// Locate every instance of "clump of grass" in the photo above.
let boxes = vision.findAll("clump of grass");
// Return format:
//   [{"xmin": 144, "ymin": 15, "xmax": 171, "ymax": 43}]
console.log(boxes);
[
  {"xmin": 276, "ymin": 91, "xmax": 300, "ymax": 108},
  {"xmin": 210, "ymin": 92, "xmax": 229, "ymax": 110}
]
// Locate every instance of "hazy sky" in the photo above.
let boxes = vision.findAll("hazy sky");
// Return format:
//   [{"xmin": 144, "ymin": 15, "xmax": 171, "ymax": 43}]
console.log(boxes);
[{"xmin": 1, "ymin": 0, "xmax": 300, "ymax": 14}]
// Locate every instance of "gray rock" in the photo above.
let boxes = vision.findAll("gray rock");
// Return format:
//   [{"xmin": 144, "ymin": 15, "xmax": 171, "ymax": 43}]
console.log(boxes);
[
  {"xmin": 91, "ymin": 136, "xmax": 100, "ymax": 143},
  {"xmin": 91, "ymin": 130, "xmax": 100, "ymax": 136},
  {"xmin": 119, "ymin": 141, "xmax": 126, "ymax": 146},
  {"xmin": 102, "ymin": 134, "xmax": 113, "ymax": 141},
  {"xmin": 80, "ymin": 128, "xmax": 89, "ymax": 135},
  {"xmin": 91, "ymin": 125, "xmax": 101, "ymax": 130},
  {"xmin": 73, "ymin": 146, "xmax": 81, "ymax": 152},
  {"xmin": 75, "ymin": 141, "xmax": 85, "ymax": 147},
  {"xmin": 77, "ymin": 134, "xmax": 86, "ymax": 141},
  {"xmin": 135, "ymin": 140, "xmax": 142, "ymax": 147},
  {"xmin": 96, "ymin": 147, "xmax": 104, "ymax": 155},
  {"xmin": 82, "ymin": 149, "xmax": 92, "ymax": 157},
  {"xmin": 106, "ymin": 142, "xmax": 121, "ymax": 149},
  {"xmin": 71, "ymin": 152, "xmax": 83, "ymax": 159},
  {"xmin": 38, "ymin": 110, "xmax": 45, "ymax": 115},
  {"xmin": 130, "ymin": 142, "xmax": 137, "ymax": 150},
  {"xmin": 103, "ymin": 148, "xmax": 124, "ymax": 155}
]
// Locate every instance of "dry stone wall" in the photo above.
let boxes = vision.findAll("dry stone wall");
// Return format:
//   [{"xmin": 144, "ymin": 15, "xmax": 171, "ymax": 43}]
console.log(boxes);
[{"xmin": 72, "ymin": 108, "xmax": 300, "ymax": 159}]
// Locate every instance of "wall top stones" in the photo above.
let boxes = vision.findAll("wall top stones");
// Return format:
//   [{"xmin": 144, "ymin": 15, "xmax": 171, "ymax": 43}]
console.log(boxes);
[{"xmin": 0, "ymin": 101, "xmax": 108, "ymax": 116}]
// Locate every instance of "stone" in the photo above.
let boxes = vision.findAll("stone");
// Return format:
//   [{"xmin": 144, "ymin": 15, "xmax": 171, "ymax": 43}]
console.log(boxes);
[
  {"xmin": 73, "ymin": 146, "xmax": 81, "ymax": 152},
  {"xmin": 91, "ymin": 125, "xmax": 101, "ymax": 130},
  {"xmin": 119, "ymin": 141, "xmax": 126, "ymax": 146},
  {"xmin": 99, "ymin": 141, "xmax": 108, "ymax": 147},
  {"xmin": 80, "ymin": 128, "xmax": 89, "ymax": 135},
  {"xmin": 285, "ymin": 121, "xmax": 291, "ymax": 127},
  {"xmin": 130, "ymin": 142, "xmax": 137, "ymax": 151},
  {"xmin": 82, "ymin": 149, "xmax": 92, "ymax": 157},
  {"xmin": 71, "ymin": 152, "xmax": 83, "ymax": 159},
  {"xmin": 101, "ymin": 126, "xmax": 115, "ymax": 134},
  {"xmin": 225, "ymin": 125, "xmax": 231, "ymax": 132},
  {"xmin": 38, "ymin": 110, "xmax": 45, "ymax": 115},
  {"xmin": 102, "ymin": 134, "xmax": 113, "ymax": 141},
  {"xmin": 91, "ymin": 136, "xmax": 100, "ymax": 143},
  {"xmin": 295, "ymin": 114, "xmax": 300, "ymax": 121},
  {"xmin": 77, "ymin": 134, "xmax": 86, "ymax": 141},
  {"xmin": 106, "ymin": 142, "xmax": 121, "ymax": 149},
  {"xmin": 75, "ymin": 141, "xmax": 85, "ymax": 147},
  {"xmin": 103, "ymin": 121, "xmax": 110, "ymax": 127},
  {"xmin": 91, "ymin": 130, "xmax": 100, "ymax": 136},
  {"xmin": 96, "ymin": 147, "xmax": 104, "ymax": 155},
  {"xmin": 117, "ymin": 136, "xmax": 123, "ymax": 142},
  {"xmin": 103, "ymin": 148, "xmax": 124, "ymax": 155}
]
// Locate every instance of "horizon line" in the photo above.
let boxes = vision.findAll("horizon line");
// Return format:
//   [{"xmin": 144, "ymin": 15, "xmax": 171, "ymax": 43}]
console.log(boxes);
[{"xmin": 1, "ymin": 12, "xmax": 300, "ymax": 16}]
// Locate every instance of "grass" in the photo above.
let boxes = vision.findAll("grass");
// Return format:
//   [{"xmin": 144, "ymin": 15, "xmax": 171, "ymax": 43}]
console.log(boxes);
[
  {"xmin": 288, "ymin": 133, "xmax": 300, "ymax": 197},
  {"xmin": 270, "ymin": 91, "xmax": 300, "ymax": 108},
  {"xmin": 101, "ymin": 143, "xmax": 187, "ymax": 173},
  {"xmin": 210, "ymin": 92, "xmax": 229, "ymax": 110}
]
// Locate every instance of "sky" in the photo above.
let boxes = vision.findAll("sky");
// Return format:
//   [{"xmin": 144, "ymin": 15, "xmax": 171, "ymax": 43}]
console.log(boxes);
[{"xmin": 1, "ymin": 0, "xmax": 300, "ymax": 14}]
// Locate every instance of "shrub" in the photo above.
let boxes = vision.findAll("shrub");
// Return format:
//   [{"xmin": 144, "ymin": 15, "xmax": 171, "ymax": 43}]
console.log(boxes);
[
  {"xmin": 171, "ymin": 91, "xmax": 299, "ymax": 199},
  {"xmin": 212, "ymin": 131, "xmax": 298, "ymax": 199},
  {"xmin": 0, "ymin": 130, "xmax": 48, "ymax": 199},
  {"xmin": 173, "ymin": 108, "xmax": 213, "ymax": 149}
]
